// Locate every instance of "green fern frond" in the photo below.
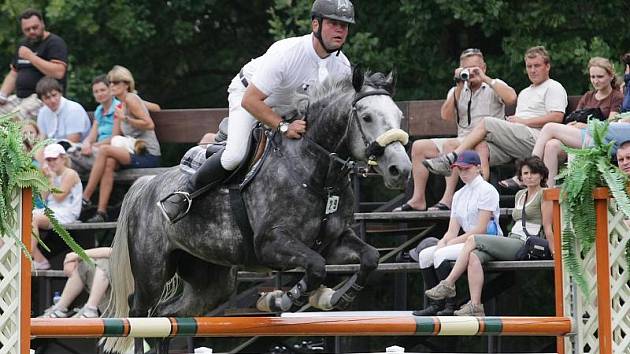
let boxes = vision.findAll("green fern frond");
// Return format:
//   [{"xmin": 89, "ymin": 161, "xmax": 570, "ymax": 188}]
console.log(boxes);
[{"xmin": 0, "ymin": 114, "xmax": 89, "ymax": 265}]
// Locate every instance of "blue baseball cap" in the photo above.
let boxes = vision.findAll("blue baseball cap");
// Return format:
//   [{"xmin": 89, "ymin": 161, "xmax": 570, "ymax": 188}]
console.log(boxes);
[{"xmin": 451, "ymin": 150, "xmax": 481, "ymax": 168}]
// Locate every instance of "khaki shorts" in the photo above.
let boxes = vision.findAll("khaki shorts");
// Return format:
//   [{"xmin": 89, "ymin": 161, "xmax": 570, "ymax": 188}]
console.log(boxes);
[
  {"xmin": 484, "ymin": 118, "xmax": 540, "ymax": 166},
  {"xmin": 472, "ymin": 234, "xmax": 525, "ymax": 264},
  {"xmin": 77, "ymin": 258, "xmax": 111, "ymax": 311},
  {"xmin": 430, "ymin": 137, "xmax": 464, "ymax": 154},
  {"xmin": 0, "ymin": 94, "xmax": 42, "ymax": 121}
]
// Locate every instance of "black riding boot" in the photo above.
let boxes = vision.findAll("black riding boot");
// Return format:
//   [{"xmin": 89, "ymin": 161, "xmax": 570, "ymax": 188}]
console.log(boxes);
[
  {"xmin": 412, "ymin": 267, "xmax": 444, "ymax": 316},
  {"xmin": 157, "ymin": 151, "xmax": 231, "ymax": 223},
  {"xmin": 434, "ymin": 262, "xmax": 456, "ymax": 316}
]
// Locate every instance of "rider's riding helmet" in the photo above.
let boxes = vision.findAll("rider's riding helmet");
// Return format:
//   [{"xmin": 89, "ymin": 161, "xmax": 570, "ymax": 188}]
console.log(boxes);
[
  {"xmin": 311, "ymin": 0, "xmax": 355, "ymax": 54},
  {"xmin": 311, "ymin": 0, "xmax": 355, "ymax": 24}
]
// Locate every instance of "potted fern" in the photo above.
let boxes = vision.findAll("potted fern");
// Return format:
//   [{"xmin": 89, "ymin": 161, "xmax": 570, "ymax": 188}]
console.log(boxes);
[
  {"xmin": 558, "ymin": 118, "xmax": 630, "ymax": 296},
  {"xmin": 0, "ymin": 112, "xmax": 88, "ymax": 263}
]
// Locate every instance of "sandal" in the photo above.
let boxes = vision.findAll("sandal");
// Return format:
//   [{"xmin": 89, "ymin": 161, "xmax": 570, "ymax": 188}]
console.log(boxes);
[
  {"xmin": 39, "ymin": 305, "xmax": 70, "ymax": 318},
  {"xmin": 72, "ymin": 305, "xmax": 99, "ymax": 318},
  {"xmin": 498, "ymin": 176, "xmax": 524, "ymax": 191},
  {"xmin": 392, "ymin": 203, "xmax": 426, "ymax": 212},
  {"xmin": 427, "ymin": 202, "xmax": 450, "ymax": 211}
]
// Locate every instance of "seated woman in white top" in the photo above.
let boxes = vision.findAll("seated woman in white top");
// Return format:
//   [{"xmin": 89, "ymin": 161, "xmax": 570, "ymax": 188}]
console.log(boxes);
[
  {"xmin": 32, "ymin": 143, "xmax": 82, "ymax": 270},
  {"xmin": 412, "ymin": 150, "xmax": 501, "ymax": 316}
]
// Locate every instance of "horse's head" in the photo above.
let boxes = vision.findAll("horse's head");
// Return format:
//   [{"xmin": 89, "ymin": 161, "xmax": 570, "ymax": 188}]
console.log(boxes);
[{"xmin": 346, "ymin": 67, "xmax": 411, "ymax": 189}]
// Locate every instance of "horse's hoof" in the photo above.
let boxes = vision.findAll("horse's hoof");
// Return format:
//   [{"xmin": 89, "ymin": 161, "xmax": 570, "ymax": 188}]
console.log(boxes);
[
  {"xmin": 256, "ymin": 290, "xmax": 283, "ymax": 312},
  {"xmin": 308, "ymin": 286, "xmax": 334, "ymax": 311}
]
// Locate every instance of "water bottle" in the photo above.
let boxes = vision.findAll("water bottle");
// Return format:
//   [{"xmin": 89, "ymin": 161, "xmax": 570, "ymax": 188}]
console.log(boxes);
[
  {"xmin": 486, "ymin": 217, "xmax": 498, "ymax": 236},
  {"xmin": 52, "ymin": 291, "xmax": 61, "ymax": 305}
]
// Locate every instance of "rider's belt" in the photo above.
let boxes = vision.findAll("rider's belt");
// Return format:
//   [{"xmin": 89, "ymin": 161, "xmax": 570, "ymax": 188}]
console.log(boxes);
[{"xmin": 239, "ymin": 70, "xmax": 248, "ymax": 88}]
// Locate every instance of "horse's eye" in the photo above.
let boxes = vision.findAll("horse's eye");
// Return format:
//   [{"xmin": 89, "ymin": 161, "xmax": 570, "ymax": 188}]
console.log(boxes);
[{"xmin": 362, "ymin": 115, "xmax": 372, "ymax": 123}]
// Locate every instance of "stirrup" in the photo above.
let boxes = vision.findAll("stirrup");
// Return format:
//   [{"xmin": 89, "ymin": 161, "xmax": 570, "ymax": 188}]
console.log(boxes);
[{"xmin": 157, "ymin": 191, "xmax": 193, "ymax": 224}]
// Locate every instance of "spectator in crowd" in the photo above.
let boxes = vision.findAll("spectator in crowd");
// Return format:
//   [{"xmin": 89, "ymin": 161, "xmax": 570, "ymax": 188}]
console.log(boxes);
[
  {"xmin": 504, "ymin": 57, "xmax": 625, "ymax": 187},
  {"xmin": 31, "ymin": 143, "xmax": 82, "ymax": 270},
  {"xmin": 423, "ymin": 157, "xmax": 553, "ymax": 316},
  {"xmin": 68, "ymin": 75, "xmax": 119, "ymax": 174},
  {"xmin": 158, "ymin": 0, "xmax": 355, "ymax": 223},
  {"xmin": 0, "ymin": 9, "xmax": 68, "ymax": 121},
  {"xmin": 618, "ymin": 140, "xmax": 630, "ymax": 175},
  {"xmin": 35, "ymin": 76, "xmax": 91, "ymax": 143},
  {"xmin": 82, "ymin": 65, "xmax": 161, "ymax": 222},
  {"xmin": 394, "ymin": 48, "xmax": 516, "ymax": 212},
  {"xmin": 622, "ymin": 53, "xmax": 630, "ymax": 113},
  {"xmin": 422, "ymin": 46, "xmax": 568, "ymax": 188},
  {"xmin": 39, "ymin": 247, "xmax": 112, "ymax": 318},
  {"xmin": 411, "ymin": 150, "xmax": 501, "ymax": 316}
]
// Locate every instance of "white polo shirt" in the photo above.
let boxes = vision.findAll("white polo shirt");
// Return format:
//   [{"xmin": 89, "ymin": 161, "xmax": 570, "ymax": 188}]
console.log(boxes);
[
  {"xmin": 450, "ymin": 175, "xmax": 502, "ymax": 235},
  {"xmin": 239, "ymin": 34, "xmax": 351, "ymax": 108}
]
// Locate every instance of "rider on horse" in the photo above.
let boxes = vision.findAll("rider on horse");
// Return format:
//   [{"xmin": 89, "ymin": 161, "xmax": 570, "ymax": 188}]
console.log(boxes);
[{"xmin": 158, "ymin": 0, "xmax": 356, "ymax": 223}]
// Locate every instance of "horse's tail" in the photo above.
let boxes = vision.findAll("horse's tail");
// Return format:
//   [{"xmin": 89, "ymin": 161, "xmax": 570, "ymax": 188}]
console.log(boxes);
[{"xmin": 102, "ymin": 176, "xmax": 154, "ymax": 353}]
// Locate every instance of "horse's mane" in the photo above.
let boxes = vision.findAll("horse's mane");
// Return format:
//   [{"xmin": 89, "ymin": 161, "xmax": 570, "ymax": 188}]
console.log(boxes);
[{"xmin": 275, "ymin": 71, "xmax": 393, "ymax": 121}]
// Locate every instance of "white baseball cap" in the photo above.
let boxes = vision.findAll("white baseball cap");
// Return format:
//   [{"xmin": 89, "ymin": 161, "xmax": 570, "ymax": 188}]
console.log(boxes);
[{"xmin": 43, "ymin": 143, "xmax": 66, "ymax": 159}]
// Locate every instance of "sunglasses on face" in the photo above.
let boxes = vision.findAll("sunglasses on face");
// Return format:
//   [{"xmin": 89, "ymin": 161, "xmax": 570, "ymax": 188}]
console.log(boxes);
[
  {"xmin": 110, "ymin": 80, "xmax": 128, "ymax": 85},
  {"xmin": 45, "ymin": 157, "xmax": 59, "ymax": 162}
]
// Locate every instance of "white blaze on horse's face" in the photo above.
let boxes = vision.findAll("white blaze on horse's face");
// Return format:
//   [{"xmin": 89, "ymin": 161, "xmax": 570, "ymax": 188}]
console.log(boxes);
[{"xmin": 351, "ymin": 93, "xmax": 411, "ymax": 189}]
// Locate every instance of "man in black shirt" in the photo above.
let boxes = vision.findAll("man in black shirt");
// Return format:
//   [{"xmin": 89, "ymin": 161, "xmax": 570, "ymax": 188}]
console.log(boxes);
[{"xmin": 0, "ymin": 9, "xmax": 68, "ymax": 120}]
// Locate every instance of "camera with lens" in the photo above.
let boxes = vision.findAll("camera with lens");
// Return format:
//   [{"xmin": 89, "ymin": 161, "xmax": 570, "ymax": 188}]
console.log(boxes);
[
  {"xmin": 455, "ymin": 68, "xmax": 470, "ymax": 82},
  {"xmin": 623, "ymin": 53, "xmax": 630, "ymax": 67}
]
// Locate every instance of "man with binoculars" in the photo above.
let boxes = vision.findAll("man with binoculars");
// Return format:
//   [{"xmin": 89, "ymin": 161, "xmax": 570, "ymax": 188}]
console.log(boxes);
[{"xmin": 395, "ymin": 48, "xmax": 517, "ymax": 212}]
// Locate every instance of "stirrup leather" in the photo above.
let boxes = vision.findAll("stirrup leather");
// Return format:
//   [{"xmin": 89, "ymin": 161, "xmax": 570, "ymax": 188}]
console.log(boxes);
[{"xmin": 157, "ymin": 191, "xmax": 193, "ymax": 224}]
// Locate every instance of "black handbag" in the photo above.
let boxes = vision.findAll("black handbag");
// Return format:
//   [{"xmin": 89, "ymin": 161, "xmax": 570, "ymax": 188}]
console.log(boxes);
[
  {"xmin": 514, "ymin": 191, "xmax": 553, "ymax": 260},
  {"xmin": 563, "ymin": 107, "xmax": 604, "ymax": 124}
]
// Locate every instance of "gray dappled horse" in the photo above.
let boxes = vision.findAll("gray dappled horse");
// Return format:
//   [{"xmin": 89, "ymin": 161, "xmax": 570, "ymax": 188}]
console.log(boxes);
[{"xmin": 103, "ymin": 69, "xmax": 411, "ymax": 354}]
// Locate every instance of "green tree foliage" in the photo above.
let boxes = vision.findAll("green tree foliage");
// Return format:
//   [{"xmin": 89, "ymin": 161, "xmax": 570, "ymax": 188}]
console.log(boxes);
[{"xmin": 0, "ymin": 0, "xmax": 629, "ymax": 108}]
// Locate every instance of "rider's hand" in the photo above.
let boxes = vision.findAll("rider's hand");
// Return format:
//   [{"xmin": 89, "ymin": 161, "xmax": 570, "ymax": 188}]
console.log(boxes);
[{"xmin": 285, "ymin": 120, "xmax": 306, "ymax": 139}]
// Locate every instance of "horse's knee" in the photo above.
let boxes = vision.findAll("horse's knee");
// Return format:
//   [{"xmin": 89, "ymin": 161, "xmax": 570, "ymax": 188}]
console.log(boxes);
[{"xmin": 362, "ymin": 246, "xmax": 380, "ymax": 272}]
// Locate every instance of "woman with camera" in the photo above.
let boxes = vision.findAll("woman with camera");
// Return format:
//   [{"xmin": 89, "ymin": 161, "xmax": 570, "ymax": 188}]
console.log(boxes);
[
  {"xmin": 422, "ymin": 156, "xmax": 553, "ymax": 317},
  {"xmin": 500, "ymin": 57, "xmax": 626, "ymax": 188}
]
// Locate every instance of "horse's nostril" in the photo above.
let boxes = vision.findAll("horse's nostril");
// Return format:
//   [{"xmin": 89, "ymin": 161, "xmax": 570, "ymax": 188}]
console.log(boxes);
[{"xmin": 389, "ymin": 165, "xmax": 400, "ymax": 176}]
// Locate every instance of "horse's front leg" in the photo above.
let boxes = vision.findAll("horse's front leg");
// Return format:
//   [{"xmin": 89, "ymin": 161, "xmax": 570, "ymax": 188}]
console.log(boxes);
[
  {"xmin": 256, "ymin": 228, "xmax": 327, "ymax": 312},
  {"xmin": 320, "ymin": 228, "xmax": 379, "ymax": 310}
]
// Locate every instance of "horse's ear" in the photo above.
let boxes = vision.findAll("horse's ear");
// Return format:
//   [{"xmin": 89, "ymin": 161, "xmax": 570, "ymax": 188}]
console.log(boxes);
[
  {"xmin": 384, "ymin": 70, "xmax": 396, "ymax": 96},
  {"xmin": 352, "ymin": 64, "xmax": 364, "ymax": 92}
]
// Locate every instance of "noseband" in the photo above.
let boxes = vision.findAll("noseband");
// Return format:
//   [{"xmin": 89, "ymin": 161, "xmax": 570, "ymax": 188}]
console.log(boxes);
[{"xmin": 347, "ymin": 89, "xmax": 409, "ymax": 166}]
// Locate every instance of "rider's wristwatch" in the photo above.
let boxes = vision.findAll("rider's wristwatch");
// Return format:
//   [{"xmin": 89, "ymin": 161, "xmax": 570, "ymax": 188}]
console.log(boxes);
[{"xmin": 278, "ymin": 122, "xmax": 290, "ymax": 134}]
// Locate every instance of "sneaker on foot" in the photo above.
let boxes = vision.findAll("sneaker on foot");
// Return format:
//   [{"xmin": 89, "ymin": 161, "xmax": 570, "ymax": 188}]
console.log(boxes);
[
  {"xmin": 454, "ymin": 301, "xmax": 485, "ymax": 316},
  {"xmin": 422, "ymin": 153, "xmax": 457, "ymax": 176},
  {"xmin": 39, "ymin": 305, "xmax": 70, "ymax": 318},
  {"xmin": 87, "ymin": 211, "xmax": 107, "ymax": 223},
  {"xmin": 72, "ymin": 305, "xmax": 99, "ymax": 318},
  {"xmin": 425, "ymin": 280, "xmax": 456, "ymax": 300}
]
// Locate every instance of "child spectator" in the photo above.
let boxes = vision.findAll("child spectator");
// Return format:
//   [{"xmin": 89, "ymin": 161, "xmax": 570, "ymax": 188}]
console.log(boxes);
[
  {"xmin": 422, "ymin": 157, "xmax": 553, "ymax": 316},
  {"xmin": 411, "ymin": 150, "xmax": 501, "ymax": 316},
  {"xmin": 82, "ymin": 65, "xmax": 161, "ymax": 222},
  {"xmin": 39, "ymin": 247, "xmax": 112, "ymax": 318},
  {"xmin": 35, "ymin": 76, "xmax": 91, "ymax": 143},
  {"xmin": 32, "ymin": 143, "xmax": 82, "ymax": 270}
]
